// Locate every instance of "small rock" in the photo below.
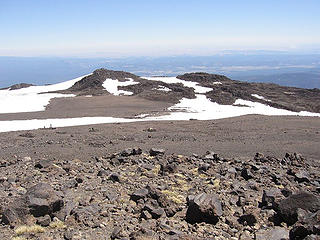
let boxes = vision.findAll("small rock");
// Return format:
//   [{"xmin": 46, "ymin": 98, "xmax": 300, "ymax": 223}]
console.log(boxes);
[
  {"xmin": 198, "ymin": 163, "xmax": 210, "ymax": 172},
  {"xmin": 146, "ymin": 127, "xmax": 156, "ymax": 132},
  {"xmin": 255, "ymin": 227, "xmax": 289, "ymax": 240},
  {"xmin": 294, "ymin": 170, "xmax": 310, "ymax": 183},
  {"xmin": 149, "ymin": 148, "xmax": 165, "ymax": 156},
  {"xmin": 203, "ymin": 151, "xmax": 220, "ymax": 161},
  {"xmin": 141, "ymin": 210, "xmax": 152, "ymax": 220},
  {"xmin": 131, "ymin": 188, "xmax": 149, "ymax": 202},
  {"xmin": 64, "ymin": 231, "xmax": 74, "ymax": 240},
  {"xmin": 261, "ymin": 188, "xmax": 284, "ymax": 209},
  {"xmin": 238, "ymin": 213, "xmax": 257, "ymax": 226},
  {"xmin": 34, "ymin": 159, "xmax": 51, "ymax": 169},
  {"xmin": 36, "ymin": 214, "xmax": 51, "ymax": 226},
  {"xmin": 97, "ymin": 169, "xmax": 109, "ymax": 177},
  {"xmin": 111, "ymin": 226, "xmax": 122, "ymax": 239},
  {"xmin": 241, "ymin": 168, "xmax": 254, "ymax": 180},
  {"xmin": 109, "ymin": 173, "xmax": 121, "ymax": 182}
]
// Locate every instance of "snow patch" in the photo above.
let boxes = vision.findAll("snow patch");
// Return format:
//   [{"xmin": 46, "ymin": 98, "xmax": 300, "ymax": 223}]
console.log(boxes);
[
  {"xmin": 0, "ymin": 74, "xmax": 90, "ymax": 114},
  {"xmin": 103, "ymin": 78, "xmax": 139, "ymax": 96},
  {"xmin": 0, "ymin": 117, "xmax": 134, "ymax": 133},
  {"xmin": 251, "ymin": 94, "xmax": 271, "ymax": 102},
  {"xmin": 1, "ymin": 94, "xmax": 319, "ymax": 133},
  {"xmin": 144, "ymin": 76, "xmax": 212, "ymax": 94}
]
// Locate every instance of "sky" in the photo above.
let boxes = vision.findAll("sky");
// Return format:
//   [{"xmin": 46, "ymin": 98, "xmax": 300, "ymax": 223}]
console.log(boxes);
[{"xmin": 1, "ymin": 0, "xmax": 320, "ymax": 57}]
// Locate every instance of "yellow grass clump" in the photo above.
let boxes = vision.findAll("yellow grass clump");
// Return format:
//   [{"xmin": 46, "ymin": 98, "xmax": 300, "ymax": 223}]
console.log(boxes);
[
  {"xmin": 161, "ymin": 190, "xmax": 185, "ymax": 204},
  {"xmin": 15, "ymin": 225, "xmax": 45, "ymax": 235},
  {"xmin": 49, "ymin": 219, "xmax": 66, "ymax": 229}
]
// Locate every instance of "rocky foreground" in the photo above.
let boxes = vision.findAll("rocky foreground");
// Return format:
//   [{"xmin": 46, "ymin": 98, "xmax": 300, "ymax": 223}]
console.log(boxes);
[{"xmin": 0, "ymin": 143, "xmax": 319, "ymax": 239}]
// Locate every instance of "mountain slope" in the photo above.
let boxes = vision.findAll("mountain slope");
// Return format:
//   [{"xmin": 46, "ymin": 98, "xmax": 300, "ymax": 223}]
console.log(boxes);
[{"xmin": 177, "ymin": 72, "xmax": 320, "ymax": 113}]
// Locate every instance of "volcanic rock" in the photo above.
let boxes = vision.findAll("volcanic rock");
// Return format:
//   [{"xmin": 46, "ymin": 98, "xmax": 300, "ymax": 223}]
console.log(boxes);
[
  {"xmin": 186, "ymin": 193, "xmax": 222, "ymax": 224},
  {"xmin": 26, "ymin": 183, "xmax": 64, "ymax": 217},
  {"xmin": 278, "ymin": 192, "xmax": 320, "ymax": 225},
  {"xmin": 149, "ymin": 148, "xmax": 165, "ymax": 156},
  {"xmin": 255, "ymin": 227, "xmax": 289, "ymax": 240}
]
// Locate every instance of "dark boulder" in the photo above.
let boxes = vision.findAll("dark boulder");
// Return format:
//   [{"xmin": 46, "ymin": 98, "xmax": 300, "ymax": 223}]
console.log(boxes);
[
  {"xmin": 186, "ymin": 193, "xmax": 222, "ymax": 224},
  {"xmin": 26, "ymin": 183, "xmax": 64, "ymax": 217},
  {"xmin": 1, "ymin": 183, "xmax": 64, "ymax": 226},
  {"xmin": 278, "ymin": 192, "xmax": 320, "ymax": 225},
  {"xmin": 109, "ymin": 173, "xmax": 121, "ymax": 183},
  {"xmin": 238, "ymin": 213, "xmax": 257, "ymax": 226},
  {"xmin": 149, "ymin": 148, "xmax": 165, "ymax": 156},
  {"xmin": 241, "ymin": 168, "xmax": 254, "ymax": 180}
]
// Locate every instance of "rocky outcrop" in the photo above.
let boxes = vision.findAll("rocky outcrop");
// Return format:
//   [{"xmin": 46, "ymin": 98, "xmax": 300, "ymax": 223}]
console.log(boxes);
[
  {"xmin": 9, "ymin": 83, "xmax": 34, "ymax": 90},
  {"xmin": 178, "ymin": 72, "xmax": 320, "ymax": 113}
]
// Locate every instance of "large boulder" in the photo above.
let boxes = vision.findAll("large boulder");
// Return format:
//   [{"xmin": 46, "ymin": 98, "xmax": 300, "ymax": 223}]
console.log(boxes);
[
  {"xmin": 26, "ymin": 183, "xmax": 64, "ymax": 217},
  {"xmin": 1, "ymin": 183, "xmax": 64, "ymax": 226},
  {"xmin": 186, "ymin": 193, "xmax": 222, "ymax": 224},
  {"xmin": 278, "ymin": 192, "xmax": 320, "ymax": 225},
  {"xmin": 289, "ymin": 209, "xmax": 320, "ymax": 239}
]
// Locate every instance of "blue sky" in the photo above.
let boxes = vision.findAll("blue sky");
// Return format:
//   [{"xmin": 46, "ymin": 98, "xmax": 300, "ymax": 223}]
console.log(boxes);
[{"xmin": 1, "ymin": 0, "xmax": 320, "ymax": 57}]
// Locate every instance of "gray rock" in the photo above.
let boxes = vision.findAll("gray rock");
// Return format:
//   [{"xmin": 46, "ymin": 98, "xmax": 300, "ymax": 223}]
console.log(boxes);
[
  {"xmin": 111, "ymin": 226, "xmax": 122, "ymax": 239},
  {"xmin": 278, "ymin": 192, "xmax": 320, "ymax": 225},
  {"xmin": 255, "ymin": 227, "xmax": 289, "ymax": 240},
  {"xmin": 36, "ymin": 214, "xmax": 51, "ymax": 226},
  {"xmin": 71, "ymin": 204, "xmax": 100, "ymax": 227},
  {"xmin": 261, "ymin": 188, "xmax": 284, "ymax": 209},
  {"xmin": 203, "ymin": 151, "xmax": 220, "ymax": 161},
  {"xmin": 186, "ymin": 193, "xmax": 222, "ymax": 224},
  {"xmin": 34, "ymin": 159, "xmax": 52, "ymax": 169},
  {"xmin": 295, "ymin": 170, "xmax": 310, "ymax": 183},
  {"xmin": 26, "ymin": 183, "xmax": 64, "ymax": 217},
  {"xmin": 149, "ymin": 148, "xmax": 165, "ymax": 156},
  {"xmin": 130, "ymin": 188, "xmax": 149, "ymax": 202},
  {"xmin": 143, "ymin": 203, "xmax": 165, "ymax": 219}
]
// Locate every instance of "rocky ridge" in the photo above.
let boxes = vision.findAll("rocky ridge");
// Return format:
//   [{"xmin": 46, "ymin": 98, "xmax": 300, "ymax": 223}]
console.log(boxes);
[
  {"xmin": 177, "ymin": 72, "xmax": 320, "ymax": 113},
  {"xmin": 59, "ymin": 69, "xmax": 195, "ymax": 104},
  {"xmin": 1, "ymin": 83, "xmax": 34, "ymax": 90},
  {"xmin": 0, "ymin": 145, "xmax": 319, "ymax": 239}
]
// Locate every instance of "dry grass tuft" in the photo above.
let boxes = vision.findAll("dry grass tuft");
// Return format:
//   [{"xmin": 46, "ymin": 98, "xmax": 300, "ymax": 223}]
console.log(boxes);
[
  {"xmin": 161, "ymin": 189, "xmax": 185, "ymax": 204},
  {"xmin": 15, "ymin": 225, "xmax": 45, "ymax": 235},
  {"xmin": 49, "ymin": 219, "xmax": 66, "ymax": 229},
  {"xmin": 12, "ymin": 237, "xmax": 27, "ymax": 240}
]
